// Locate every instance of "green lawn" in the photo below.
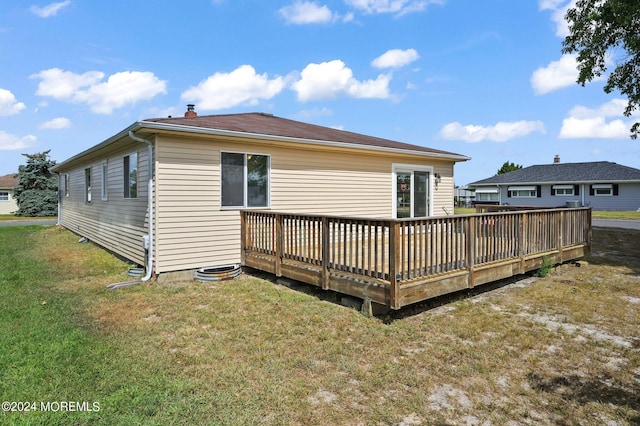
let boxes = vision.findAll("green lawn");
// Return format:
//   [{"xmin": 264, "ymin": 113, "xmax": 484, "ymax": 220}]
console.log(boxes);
[
  {"xmin": 0, "ymin": 215, "xmax": 56, "ymax": 222},
  {"xmin": 1, "ymin": 225, "xmax": 638, "ymax": 424}
]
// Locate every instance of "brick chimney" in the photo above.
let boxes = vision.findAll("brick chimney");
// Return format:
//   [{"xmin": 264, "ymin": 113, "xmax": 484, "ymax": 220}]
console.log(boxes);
[
  {"xmin": 553, "ymin": 155, "xmax": 560, "ymax": 164},
  {"xmin": 184, "ymin": 104, "xmax": 197, "ymax": 118}
]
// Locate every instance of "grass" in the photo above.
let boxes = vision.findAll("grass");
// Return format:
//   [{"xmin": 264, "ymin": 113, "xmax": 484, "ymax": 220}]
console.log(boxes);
[
  {"xmin": 0, "ymin": 214, "xmax": 56, "ymax": 221},
  {"xmin": 0, "ymin": 225, "xmax": 639, "ymax": 425}
]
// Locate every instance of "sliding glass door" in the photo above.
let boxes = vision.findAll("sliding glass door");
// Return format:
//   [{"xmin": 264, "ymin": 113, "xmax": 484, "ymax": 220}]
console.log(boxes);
[{"xmin": 394, "ymin": 167, "xmax": 431, "ymax": 218}]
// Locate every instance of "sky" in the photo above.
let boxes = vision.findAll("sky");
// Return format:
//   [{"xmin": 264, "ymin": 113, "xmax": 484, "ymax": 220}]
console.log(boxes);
[{"xmin": 1, "ymin": 0, "xmax": 639, "ymax": 186}]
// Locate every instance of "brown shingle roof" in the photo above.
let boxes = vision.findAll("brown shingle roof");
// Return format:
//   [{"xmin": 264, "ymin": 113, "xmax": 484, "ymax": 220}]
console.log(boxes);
[
  {"xmin": 0, "ymin": 174, "xmax": 17, "ymax": 188},
  {"xmin": 144, "ymin": 112, "xmax": 467, "ymax": 159}
]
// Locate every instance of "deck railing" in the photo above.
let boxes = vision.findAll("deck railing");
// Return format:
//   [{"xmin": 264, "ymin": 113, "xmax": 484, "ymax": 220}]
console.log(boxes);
[{"xmin": 240, "ymin": 208, "xmax": 592, "ymax": 309}]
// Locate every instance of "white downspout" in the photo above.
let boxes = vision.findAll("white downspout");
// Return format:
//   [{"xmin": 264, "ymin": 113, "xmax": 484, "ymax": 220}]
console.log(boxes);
[{"xmin": 128, "ymin": 130, "xmax": 155, "ymax": 282}]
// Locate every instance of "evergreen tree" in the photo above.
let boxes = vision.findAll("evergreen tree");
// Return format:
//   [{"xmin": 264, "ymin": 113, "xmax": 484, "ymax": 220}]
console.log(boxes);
[
  {"xmin": 496, "ymin": 161, "xmax": 523, "ymax": 175},
  {"xmin": 13, "ymin": 150, "xmax": 58, "ymax": 217}
]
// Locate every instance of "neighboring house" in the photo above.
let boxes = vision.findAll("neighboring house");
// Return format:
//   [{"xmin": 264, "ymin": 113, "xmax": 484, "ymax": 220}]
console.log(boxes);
[
  {"xmin": 52, "ymin": 107, "xmax": 470, "ymax": 276},
  {"xmin": 454, "ymin": 186, "xmax": 475, "ymax": 207},
  {"xmin": 468, "ymin": 156, "xmax": 640, "ymax": 211},
  {"xmin": 0, "ymin": 174, "xmax": 18, "ymax": 215}
]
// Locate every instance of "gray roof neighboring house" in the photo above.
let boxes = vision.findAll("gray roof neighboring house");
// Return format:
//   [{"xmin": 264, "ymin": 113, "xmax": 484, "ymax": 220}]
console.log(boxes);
[{"xmin": 469, "ymin": 161, "xmax": 640, "ymax": 186}]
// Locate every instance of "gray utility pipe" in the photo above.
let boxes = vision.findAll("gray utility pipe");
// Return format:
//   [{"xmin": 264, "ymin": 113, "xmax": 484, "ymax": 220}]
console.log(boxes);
[
  {"xmin": 108, "ymin": 131, "xmax": 155, "ymax": 290},
  {"xmin": 128, "ymin": 130, "xmax": 155, "ymax": 282}
]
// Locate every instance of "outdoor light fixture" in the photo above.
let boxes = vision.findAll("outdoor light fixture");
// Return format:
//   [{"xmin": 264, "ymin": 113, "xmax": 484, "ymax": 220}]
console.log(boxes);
[{"xmin": 434, "ymin": 173, "xmax": 441, "ymax": 186}]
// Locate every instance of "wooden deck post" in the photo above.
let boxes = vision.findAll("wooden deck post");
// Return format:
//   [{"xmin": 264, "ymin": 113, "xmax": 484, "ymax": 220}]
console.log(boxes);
[
  {"xmin": 519, "ymin": 213, "xmax": 528, "ymax": 274},
  {"xmin": 585, "ymin": 208, "xmax": 592, "ymax": 256},
  {"xmin": 389, "ymin": 221, "xmax": 400, "ymax": 309},
  {"xmin": 321, "ymin": 216, "xmax": 330, "ymax": 290},
  {"xmin": 275, "ymin": 213, "xmax": 283, "ymax": 277},
  {"xmin": 466, "ymin": 216, "xmax": 476, "ymax": 288},
  {"xmin": 240, "ymin": 211, "xmax": 247, "ymax": 266},
  {"xmin": 557, "ymin": 210, "xmax": 564, "ymax": 263}
]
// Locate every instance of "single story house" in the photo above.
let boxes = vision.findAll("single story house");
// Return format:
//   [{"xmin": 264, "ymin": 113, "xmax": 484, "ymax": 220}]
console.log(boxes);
[
  {"xmin": 52, "ymin": 107, "xmax": 469, "ymax": 277},
  {"xmin": 0, "ymin": 174, "xmax": 18, "ymax": 215},
  {"xmin": 468, "ymin": 156, "xmax": 640, "ymax": 211}
]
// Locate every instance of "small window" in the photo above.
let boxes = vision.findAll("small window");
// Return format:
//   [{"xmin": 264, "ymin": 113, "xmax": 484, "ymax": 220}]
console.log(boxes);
[
  {"xmin": 552, "ymin": 185, "xmax": 574, "ymax": 196},
  {"xmin": 507, "ymin": 186, "xmax": 539, "ymax": 198},
  {"xmin": 475, "ymin": 187, "xmax": 499, "ymax": 203},
  {"xmin": 64, "ymin": 174, "xmax": 70, "ymax": 197},
  {"xmin": 221, "ymin": 152, "xmax": 270, "ymax": 208},
  {"xmin": 592, "ymin": 184, "xmax": 613, "ymax": 196},
  {"xmin": 101, "ymin": 160, "xmax": 108, "ymax": 201},
  {"xmin": 84, "ymin": 168, "xmax": 92, "ymax": 203},
  {"xmin": 124, "ymin": 153, "xmax": 138, "ymax": 199},
  {"xmin": 476, "ymin": 192, "xmax": 499, "ymax": 202},
  {"xmin": 0, "ymin": 191, "xmax": 9, "ymax": 201}
]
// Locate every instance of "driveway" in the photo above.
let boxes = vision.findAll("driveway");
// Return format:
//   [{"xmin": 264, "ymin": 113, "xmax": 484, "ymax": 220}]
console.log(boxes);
[{"xmin": 593, "ymin": 219, "xmax": 640, "ymax": 230}]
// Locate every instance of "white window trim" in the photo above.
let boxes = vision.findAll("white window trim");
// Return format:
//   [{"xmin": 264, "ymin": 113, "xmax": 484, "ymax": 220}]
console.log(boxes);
[
  {"xmin": 508, "ymin": 185, "xmax": 537, "ymax": 198},
  {"xmin": 101, "ymin": 160, "xmax": 108, "ymax": 201},
  {"xmin": 592, "ymin": 184, "xmax": 613, "ymax": 196},
  {"xmin": 553, "ymin": 185, "xmax": 574, "ymax": 196},
  {"xmin": 0, "ymin": 191, "xmax": 9, "ymax": 201},
  {"xmin": 84, "ymin": 167, "xmax": 92, "ymax": 204},
  {"xmin": 124, "ymin": 152, "xmax": 138, "ymax": 199},
  {"xmin": 392, "ymin": 163, "xmax": 434, "ymax": 218},
  {"xmin": 220, "ymin": 151, "xmax": 271, "ymax": 210}
]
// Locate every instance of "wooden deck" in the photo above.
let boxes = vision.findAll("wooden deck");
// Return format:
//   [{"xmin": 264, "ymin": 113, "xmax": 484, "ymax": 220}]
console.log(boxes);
[{"xmin": 240, "ymin": 208, "xmax": 592, "ymax": 310}]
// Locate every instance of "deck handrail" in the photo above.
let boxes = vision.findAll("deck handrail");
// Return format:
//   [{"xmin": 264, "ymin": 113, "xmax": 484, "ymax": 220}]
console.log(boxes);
[{"xmin": 241, "ymin": 207, "xmax": 592, "ymax": 309}]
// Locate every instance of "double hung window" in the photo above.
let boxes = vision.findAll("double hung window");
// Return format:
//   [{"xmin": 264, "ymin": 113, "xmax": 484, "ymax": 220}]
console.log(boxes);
[{"xmin": 221, "ymin": 152, "xmax": 270, "ymax": 208}]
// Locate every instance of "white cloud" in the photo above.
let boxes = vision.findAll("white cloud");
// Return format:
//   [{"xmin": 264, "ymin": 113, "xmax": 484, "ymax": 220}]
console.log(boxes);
[
  {"xmin": 30, "ymin": 0, "xmax": 71, "ymax": 18},
  {"xmin": 32, "ymin": 68, "xmax": 104, "ymax": 99},
  {"xmin": 531, "ymin": 54, "xmax": 578, "ymax": 94},
  {"xmin": 559, "ymin": 117, "xmax": 628, "ymax": 139},
  {"xmin": 345, "ymin": 0, "xmax": 442, "ymax": 16},
  {"xmin": 181, "ymin": 65, "xmax": 285, "ymax": 110},
  {"xmin": 0, "ymin": 88, "xmax": 26, "ymax": 116},
  {"xmin": 559, "ymin": 98, "xmax": 634, "ymax": 139},
  {"xmin": 39, "ymin": 117, "xmax": 71, "ymax": 129},
  {"xmin": 439, "ymin": 120, "xmax": 546, "ymax": 142},
  {"xmin": 80, "ymin": 71, "xmax": 167, "ymax": 114},
  {"xmin": 0, "ymin": 131, "xmax": 37, "ymax": 151},
  {"xmin": 372, "ymin": 48, "xmax": 419, "ymax": 69},
  {"xmin": 31, "ymin": 68, "xmax": 167, "ymax": 114},
  {"xmin": 292, "ymin": 59, "xmax": 391, "ymax": 101},
  {"xmin": 539, "ymin": 0, "xmax": 576, "ymax": 37},
  {"xmin": 279, "ymin": 1, "xmax": 335, "ymax": 24}
]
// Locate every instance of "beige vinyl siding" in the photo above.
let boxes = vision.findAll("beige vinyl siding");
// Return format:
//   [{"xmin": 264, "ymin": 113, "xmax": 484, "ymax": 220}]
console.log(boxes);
[
  {"xmin": 58, "ymin": 142, "xmax": 151, "ymax": 266},
  {"xmin": 0, "ymin": 189, "xmax": 17, "ymax": 214},
  {"xmin": 154, "ymin": 134, "xmax": 456, "ymax": 273}
]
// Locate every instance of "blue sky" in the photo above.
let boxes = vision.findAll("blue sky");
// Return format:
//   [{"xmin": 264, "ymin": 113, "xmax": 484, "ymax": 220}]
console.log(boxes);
[{"xmin": 1, "ymin": 0, "xmax": 639, "ymax": 186}]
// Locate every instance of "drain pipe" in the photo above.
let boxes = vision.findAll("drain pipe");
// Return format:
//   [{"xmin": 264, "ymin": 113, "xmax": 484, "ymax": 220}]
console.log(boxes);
[{"xmin": 106, "ymin": 131, "xmax": 155, "ymax": 290}]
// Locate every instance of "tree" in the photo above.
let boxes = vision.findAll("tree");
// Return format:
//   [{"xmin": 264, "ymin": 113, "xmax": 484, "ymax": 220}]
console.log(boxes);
[
  {"xmin": 562, "ymin": 0, "xmax": 640, "ymax": 139},
  {"xmin": 13, "ymin": 150, "xmax": 58, "ymax": 217},
  {"xmin": 496, "ymin": 161, "xmax": 522, "ymax": 175}
]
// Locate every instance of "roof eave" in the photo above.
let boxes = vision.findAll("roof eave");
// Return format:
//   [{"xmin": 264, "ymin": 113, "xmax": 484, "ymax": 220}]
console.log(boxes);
[
  {"xmin": 52, "ymin": 120, "xmax": 471, "ymax": 172},
  {"xmin": 139, "ymin": 121, "xmax": 471, "ymax": 162},
  {"xmin": 51, "ymin": 122, "xmax": 143, "ymax": 172}
]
